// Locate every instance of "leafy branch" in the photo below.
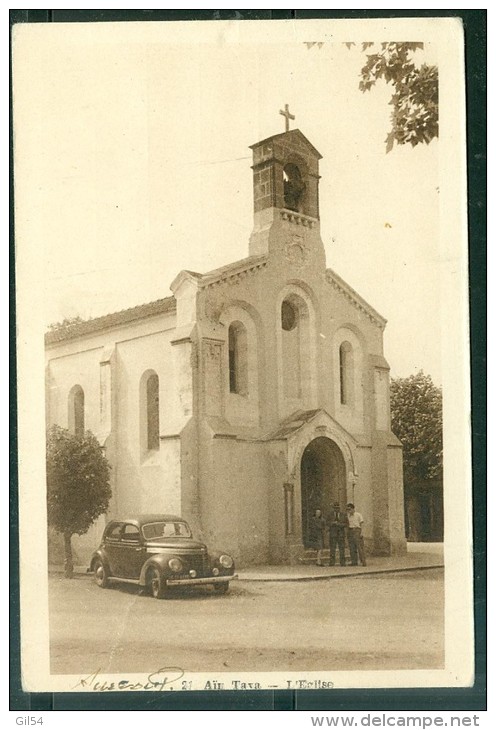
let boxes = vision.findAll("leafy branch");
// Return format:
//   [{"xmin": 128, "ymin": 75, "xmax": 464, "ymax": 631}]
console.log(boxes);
[{"xmin": 348, "ymin": 42, "xmax": 438, "ymax": 152}]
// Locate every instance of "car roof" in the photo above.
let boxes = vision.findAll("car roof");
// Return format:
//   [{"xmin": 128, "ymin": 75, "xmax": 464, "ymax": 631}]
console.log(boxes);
[{"xmin": 109, "ymin": 514, "xmax": 187, "ymax": 527}]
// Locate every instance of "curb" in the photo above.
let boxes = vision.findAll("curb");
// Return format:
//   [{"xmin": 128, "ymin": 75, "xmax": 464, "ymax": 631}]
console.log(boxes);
[{"xmin": 236, "ymin": 563, "xmax": 444, "ymax": 582}]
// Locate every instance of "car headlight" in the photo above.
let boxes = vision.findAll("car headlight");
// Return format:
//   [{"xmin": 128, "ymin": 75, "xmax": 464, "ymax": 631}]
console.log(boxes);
[
  {"xmin": 168, "ymin": 558, "xmax": 183, "ymax": 573},
  {"xmin": 219, "ymin": 554, "xmax": 233, "ymax": 569}
]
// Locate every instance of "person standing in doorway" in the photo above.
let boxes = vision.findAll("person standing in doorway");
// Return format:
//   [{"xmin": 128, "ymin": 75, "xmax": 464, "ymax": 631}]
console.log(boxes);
[
  {"xmin": 309, "ymin": 508, "xmax": 326, "ymax": 566},
  {"xmin": 328, "ymin": 501, "xmax": 347, "ymax": 566},
  {"xmin": 346, "ymin": 503, "xmax": 367, "ymax": 566}
]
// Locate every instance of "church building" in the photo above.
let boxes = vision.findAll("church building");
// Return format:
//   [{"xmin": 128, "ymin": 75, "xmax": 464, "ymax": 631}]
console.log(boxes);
[{"xmin": 45, "ymin": 119, "xmax": 407, "ymax": 566}]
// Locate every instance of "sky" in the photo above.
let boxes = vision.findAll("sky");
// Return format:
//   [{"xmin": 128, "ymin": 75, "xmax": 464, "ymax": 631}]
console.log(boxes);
[{"xmin": 14, "ymin": 20, "xmax": 442, "ymax": 382}]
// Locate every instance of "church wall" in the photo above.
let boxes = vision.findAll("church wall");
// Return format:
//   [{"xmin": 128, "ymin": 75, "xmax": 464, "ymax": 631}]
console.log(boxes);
[
  {"xmin": 199, "ymin": 262, "xmax": 385, "ymax": 443},
  {"xmin": 178, "ymin": 418, "xmax": 201, "ymax": 534},
  {"xmin": 199, "ymin": 269, "xmax": 274, "ymax": 433},
  {"xmin": 46, "ymin": 348, "xmax": 106, "ymax": 566},
  {"xmin": 275, "ymin": 283, "xmax": 319, "ymax": 421},
  {"xmin": 354, "ymin": 446, "xmax": 374, "ymax": 552},
  {"xmin": 220, "ymin": 304, "xmax": 262, "ymax": 432},
  {"xmin": 330, "ymin": 326, "xmax": 366, "ymax": 436},
  {"xmin": 368, "ymin": 432, "xmax": 407, "ymax": 556},
  {"xmin": 323, "ymin": 286, "xmax": 386, "ymax": 434},
  {"xmin": 45, "ymin": 312, "xmax": 179, "ymax": 566},
  {"xmin": 114, "ymin": 329, "xmax": 178, "ymax": 516},
  {"xmin": 370, "ymin": 433, "xmax": 390, "ymax": 555},
  {"xmin": 197, "ymin": 431, "xmax": 270, "ymax": 566},
  {"xmin": 235, "ymin": 441, "xmax": 270, "ymax": 565},
  {"xmin": 313, "ymin": 288, "xmax": 383, "ymax": 443},
  {"xmin": 201, "ymin": 435, "xmax": 238, "ymax": 555},
  {"xmin": 47, "ymin": 348, "xmax": 102, "ymax": 435},
  {"xmin": 266, "ymin": 440, "xmax": 291, "ymax": 564},
  {"xmin": 386, "ymin": 445, "xmax": 407, "ymax": 553}
]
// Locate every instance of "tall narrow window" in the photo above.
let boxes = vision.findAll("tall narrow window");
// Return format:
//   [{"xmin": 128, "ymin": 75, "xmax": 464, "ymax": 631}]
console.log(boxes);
[
  {"xmin": 281, "ymin": 300, "xmax": 298, "ymax": 331},
  {"xmin": 146, "ymin": 373, "xmax": 160, "ymax": 450},
  {"xmin": 228, "ymin": 322, "xmax": 248, "ymax": 395},
  {"xmin": 68, "ymin": 385, "xmax": 85, "ymax": 438},
  {"xmin": 281, "ymin": 296, "xmax": 306, "ymax": 399},
  {"xmin": 339, "ymin": 341, "xmax": 354, "ymax": 405}
]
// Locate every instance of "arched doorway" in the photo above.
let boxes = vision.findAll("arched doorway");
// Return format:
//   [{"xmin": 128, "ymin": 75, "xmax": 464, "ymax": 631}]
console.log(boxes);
[{"xmin": 300, "ymin": 437, "xmax": 347, "ymax": 547}]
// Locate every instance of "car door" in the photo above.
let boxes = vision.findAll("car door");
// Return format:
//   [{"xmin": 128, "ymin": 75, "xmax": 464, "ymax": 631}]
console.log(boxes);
[
  {"xmin": 104, "ymin": 522, "xmax": 124, "ymax": 575},
  {"xmin": 120, "ymin": 523, "xmax": 147, "ymax": 579}
]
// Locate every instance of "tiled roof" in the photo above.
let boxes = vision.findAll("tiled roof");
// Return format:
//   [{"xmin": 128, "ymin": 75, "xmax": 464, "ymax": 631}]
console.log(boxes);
[
  {"xmin": 201, "ymin": 254, "xmax": 267, "ymax": 284},
  {"xmin": 45, "ymin": 296, "xmax": 176, "ymax": 345},
  {"xmin": 45, "ymin": 254, "xmax": 268, "ymax": 347},
  {"xmin": 263, "ymin": 409, "xmax": 321, "ymax": 440},
  {"xmin": 262, "ymin": 409, "xmax": 360, "ymax": 445}
]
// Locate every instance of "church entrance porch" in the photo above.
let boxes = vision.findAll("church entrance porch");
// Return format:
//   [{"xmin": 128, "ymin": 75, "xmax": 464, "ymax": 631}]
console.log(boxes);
[{"xmin": 300, "ymin": 436, "xmax": 346, "ymax": 548}]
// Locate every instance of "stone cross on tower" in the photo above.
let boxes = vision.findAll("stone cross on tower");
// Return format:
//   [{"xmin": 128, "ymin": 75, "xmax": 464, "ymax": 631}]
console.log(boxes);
[{"xmin": 279, "ymin": 104, "xmax": 295, "ymax": 132}]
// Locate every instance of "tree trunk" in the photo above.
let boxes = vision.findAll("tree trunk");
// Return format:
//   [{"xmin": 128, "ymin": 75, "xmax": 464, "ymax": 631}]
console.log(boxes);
[{"xmin": 64, "ymin": 532, "xmax": 74, "ymax": 578}]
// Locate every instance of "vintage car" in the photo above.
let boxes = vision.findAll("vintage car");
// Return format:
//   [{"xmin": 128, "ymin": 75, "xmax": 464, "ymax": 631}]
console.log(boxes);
[{"xmin": 89, "ymin": 514, "xmax": 236, "ymax": 598}]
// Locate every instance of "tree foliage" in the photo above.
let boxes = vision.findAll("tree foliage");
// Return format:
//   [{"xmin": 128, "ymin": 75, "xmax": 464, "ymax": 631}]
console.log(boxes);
[
  {"xmin": 390, "ymin": 371, "xmax": 443, "ymax": 485},
  {"xmin": 46, "ymin": 425, "xmax": 112, "ymax": 577},
  {"xmin": 355, "ymin": 42, "xmax": 438, "ymax": 152}
]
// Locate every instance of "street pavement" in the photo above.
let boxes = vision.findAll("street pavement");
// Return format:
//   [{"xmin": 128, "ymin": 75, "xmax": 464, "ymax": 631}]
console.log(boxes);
[{"xmin": 48, "ymin": 566, "xmax": 444, "ymax": 676}]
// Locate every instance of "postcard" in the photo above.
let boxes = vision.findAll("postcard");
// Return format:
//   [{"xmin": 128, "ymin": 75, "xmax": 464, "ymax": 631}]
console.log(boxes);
[{"xmin": 13, "ymin": 16, "xmax": 472, "ymax": 693}]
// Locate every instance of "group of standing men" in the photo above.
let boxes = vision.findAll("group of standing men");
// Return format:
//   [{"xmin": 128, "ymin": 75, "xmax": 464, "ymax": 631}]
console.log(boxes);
[{"xmin": 310, "ymin": 502, "xmax": 367, "ymax": 567}]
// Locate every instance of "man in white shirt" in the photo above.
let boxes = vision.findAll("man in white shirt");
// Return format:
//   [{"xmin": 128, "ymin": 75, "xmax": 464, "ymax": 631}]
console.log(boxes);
[{"xmin": 346, "ymin": 503, "xmax": 367, "ymax": 566}]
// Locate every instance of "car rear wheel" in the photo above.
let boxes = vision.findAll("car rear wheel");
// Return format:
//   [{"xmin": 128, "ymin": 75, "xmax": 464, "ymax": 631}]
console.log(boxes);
[
  {"xmin": 94, "ymin": 559, "xmax": 108, "ymax": 588},
  {"xmin": 148, "ymin": 566, "xmax": 167, "ymax": 599},
  {"xmin": 214, "ymin": 581, "xmax": 229, "ymax": 595}
]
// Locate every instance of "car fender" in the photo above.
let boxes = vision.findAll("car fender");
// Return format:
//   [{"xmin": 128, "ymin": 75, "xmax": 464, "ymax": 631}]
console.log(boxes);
[
  {"xmin": 208, "ymin": 548, "xmax": 236, "ymax": 573},
  {"xmin": 89, "ymin": 549, "xmax": 111, "ymax": 575},
  {"xmin": 138, "ymin": 554, "xmax": 170, "ymax": 586},
  {"xmin": 208, "ymin": 547, "xmax": 231, "ymax": 561}
]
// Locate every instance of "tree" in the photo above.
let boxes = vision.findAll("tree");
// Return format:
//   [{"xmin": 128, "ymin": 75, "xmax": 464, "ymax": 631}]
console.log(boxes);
[
  {"xmin": 355, "ymin": 42, "xmax": 438, "ymax": 152},
  {"xmin": 46, "ymin": 425, "xmax": 112, "ymax": 578},
  {"xmin": 389, "ymin": 371, "xmax": 443, "ymax": 486}
]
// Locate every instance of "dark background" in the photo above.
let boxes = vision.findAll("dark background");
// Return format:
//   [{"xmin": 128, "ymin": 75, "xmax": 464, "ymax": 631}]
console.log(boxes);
[{"xmin": 10, "ymin": 8, "xmax": 486, "ymax": 713}]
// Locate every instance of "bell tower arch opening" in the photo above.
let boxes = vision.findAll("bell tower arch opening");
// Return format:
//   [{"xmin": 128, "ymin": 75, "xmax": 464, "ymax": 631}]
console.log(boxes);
[
  {"xmin": 283, "ymin": 162, "xmax": 306, "ymax": 213},
  {"xmin": 300, "ymin": 436, "xmax": 347, "ymax": 548}
]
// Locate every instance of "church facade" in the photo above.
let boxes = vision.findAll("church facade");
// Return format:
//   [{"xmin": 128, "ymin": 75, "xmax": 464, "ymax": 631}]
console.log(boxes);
[{"xmin": 45, "ymin": 127, "xmax": 406, "ymax": 566}]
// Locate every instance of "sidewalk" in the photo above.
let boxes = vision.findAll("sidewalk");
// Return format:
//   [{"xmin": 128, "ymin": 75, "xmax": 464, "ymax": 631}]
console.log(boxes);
[
  {"xmin": 51, "ymin": 543, "xmax": 443, "ymax": 581},
  {"xmin": 237, "ymin": 543, "xmax": 444, "ymax": 582}
]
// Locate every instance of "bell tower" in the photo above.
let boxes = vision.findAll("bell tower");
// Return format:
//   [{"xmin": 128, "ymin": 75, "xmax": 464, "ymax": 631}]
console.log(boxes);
[{"xmin": 248, "ymin": 111, "xmax": 324, "ymax": 266}]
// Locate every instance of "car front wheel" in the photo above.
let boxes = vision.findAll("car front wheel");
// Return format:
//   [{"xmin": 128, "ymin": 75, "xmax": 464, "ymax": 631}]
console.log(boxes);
[
  {"xmin": 148, "ymin": 566, "xmax": 167, "ymax": 599},
  {"xmin": 94, "ymin": 559, "xmax": 108, "ymax": 588},
  {"xmin": 214, "ymin": 581, "xmax": 229, "ymax": 595}
]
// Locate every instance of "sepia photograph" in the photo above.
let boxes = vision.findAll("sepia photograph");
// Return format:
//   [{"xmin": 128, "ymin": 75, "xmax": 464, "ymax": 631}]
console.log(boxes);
[{"xmin": 13, "ymin": 16, "xmax": 473, "ymax": 694}]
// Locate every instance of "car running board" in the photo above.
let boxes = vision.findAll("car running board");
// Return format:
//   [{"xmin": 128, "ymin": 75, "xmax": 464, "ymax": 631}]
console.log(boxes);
[{"xmin": 107, "ymin": 576, "xmax": 140, "ymax": 585}]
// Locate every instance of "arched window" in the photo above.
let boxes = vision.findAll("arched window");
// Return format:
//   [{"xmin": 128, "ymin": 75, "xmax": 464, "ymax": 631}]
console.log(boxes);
[
  {"xmin": 281, "ymin": 299, "xmax": 298, "ymax": 331},
  {"xmin": 146, "ymin": 372, "xmax": 160, "ymax": 450},
  {"xmin": 339, "ymin": 341, "xmax": 354, "ymax": 406},
  {"xmin": 228, "ymin": 321, "xmax": 248, "ymax": 395},
  {"xmin": 68, "ymin": 385, "xmax": 85, "ymax": 438},
  {"xmin": 283, "ymin": 163, "xmax": 305, "ymax": 212}
]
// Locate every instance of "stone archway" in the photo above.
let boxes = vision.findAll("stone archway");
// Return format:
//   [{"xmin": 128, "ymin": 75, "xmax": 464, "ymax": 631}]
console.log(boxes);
[{"xmin": 300, "ymin": 436, "xmax": 347, "ymax": 548}]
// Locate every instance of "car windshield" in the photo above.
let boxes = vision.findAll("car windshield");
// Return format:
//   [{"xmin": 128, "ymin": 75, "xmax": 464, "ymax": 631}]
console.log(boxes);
[{"xmin": 142, "ymin": 521, "xmax": 192, "ymax": 540}]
